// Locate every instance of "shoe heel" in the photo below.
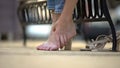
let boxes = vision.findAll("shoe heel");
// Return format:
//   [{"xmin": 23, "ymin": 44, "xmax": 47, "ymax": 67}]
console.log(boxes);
[{"xmin": 64, "ymin": 40, "xmax": 72, "ymax": 50}]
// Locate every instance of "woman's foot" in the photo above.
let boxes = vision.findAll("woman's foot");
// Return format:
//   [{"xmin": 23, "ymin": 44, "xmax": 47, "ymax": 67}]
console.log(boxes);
[
  {"xmin": 37, "ymin": 13, "xmax": 61, "ymax": 51},
  {"xmin": 37, "ymin": 32, "xmax": 61, "ymax": 51}
]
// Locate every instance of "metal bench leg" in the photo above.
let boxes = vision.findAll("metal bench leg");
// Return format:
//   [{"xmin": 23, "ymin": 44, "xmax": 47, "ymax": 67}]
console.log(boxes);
[
  {"xmin": 23, "ymin": 25, "xmax": 27, "ymax": 47},
  {"xmin": 103, "ymin": 0, "xmax": 117, "ymax": 51}
]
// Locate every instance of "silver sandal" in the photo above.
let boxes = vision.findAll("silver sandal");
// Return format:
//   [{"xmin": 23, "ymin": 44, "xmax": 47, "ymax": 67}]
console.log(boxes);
[{"xmin": 85, "ymin": 31, "xmax": 120, "ymax": 51}]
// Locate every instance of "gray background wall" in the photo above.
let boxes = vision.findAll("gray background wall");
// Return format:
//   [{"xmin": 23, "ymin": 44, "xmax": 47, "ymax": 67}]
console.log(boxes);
[{"xmin": 0, "ymin": 0, "xmax": 22, "ymax": 40}]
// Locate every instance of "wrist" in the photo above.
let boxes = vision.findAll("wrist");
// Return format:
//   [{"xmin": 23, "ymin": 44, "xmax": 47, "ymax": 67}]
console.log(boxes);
[{"xmin": 59, "ymin": 15, "xmax": 73, "ymax": 22}]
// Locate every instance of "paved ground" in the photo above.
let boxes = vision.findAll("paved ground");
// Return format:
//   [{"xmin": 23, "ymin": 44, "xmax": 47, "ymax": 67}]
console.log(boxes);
[
  {"xmin": 0, "ymin": 40, "xmax": 113, "ymax": 50},
  {"xmin": 0, "ymin": 40, "xmax": 120, "ymax": 68}
]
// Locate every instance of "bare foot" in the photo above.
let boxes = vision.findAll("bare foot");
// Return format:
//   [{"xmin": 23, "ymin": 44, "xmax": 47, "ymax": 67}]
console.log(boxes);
[
  {"xmin": 37, "ymin": 0, "xmax": 78, "ymax": 51},
  {"xmin": 37, "ymin": 13, "xmax": 62, "ymax": 51},
  {"xmin": 37, "ymin": 33, "xmax": 60, "ymax": 51}
]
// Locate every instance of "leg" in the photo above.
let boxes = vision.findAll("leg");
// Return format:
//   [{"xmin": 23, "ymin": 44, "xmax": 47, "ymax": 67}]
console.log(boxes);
[
  {"xmin": 37, "ymin": 0, "xmax": 62, "ymax": 51},
  {"xmin": 37, "ymin": 11, "xmax": 72, "ymax": 50},
  {"xmin": 37, "ymin": 0, "xmax": 78, "ymax": 51}
]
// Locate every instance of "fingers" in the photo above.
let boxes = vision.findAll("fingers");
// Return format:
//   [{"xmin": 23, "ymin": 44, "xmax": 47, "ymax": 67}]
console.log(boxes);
[{"xmin": 60, "ymin": 35, "xmax": 65, "ymax": 46}]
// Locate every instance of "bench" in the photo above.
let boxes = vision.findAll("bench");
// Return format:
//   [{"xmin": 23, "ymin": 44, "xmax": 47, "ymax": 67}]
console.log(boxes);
[{"xmin": 17, "ymin": 0, "xmax": 117, "ymax": 51}]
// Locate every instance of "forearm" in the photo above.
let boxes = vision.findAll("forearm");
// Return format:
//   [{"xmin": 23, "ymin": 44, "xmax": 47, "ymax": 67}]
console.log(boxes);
[{"xmin": 60, "ymin": 0, "xmax": 78, "ymax": 20}]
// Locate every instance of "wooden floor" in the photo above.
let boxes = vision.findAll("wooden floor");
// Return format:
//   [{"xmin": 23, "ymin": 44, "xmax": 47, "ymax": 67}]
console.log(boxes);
[{"xmin": 0, "ymin": 40, "xmax": 120, "ymax": 68}]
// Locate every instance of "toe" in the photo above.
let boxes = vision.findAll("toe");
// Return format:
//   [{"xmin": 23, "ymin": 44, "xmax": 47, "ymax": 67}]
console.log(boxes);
[
  {"xmin": 36, "ymin": 43, "xmax": 47, "ymax": 50},
  {"xmin": 36, "ymin": 44, "xmax": 43, "ymax": 50},
  {"xmin": 49, "ymin": 44, "xmax": 58, "ymax": 51}
]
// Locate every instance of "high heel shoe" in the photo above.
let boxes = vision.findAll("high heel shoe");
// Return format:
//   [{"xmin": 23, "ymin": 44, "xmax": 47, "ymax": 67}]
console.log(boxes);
[{"xmin": 81, "ymin": 35, "xmax": 111, "ymax": 51}]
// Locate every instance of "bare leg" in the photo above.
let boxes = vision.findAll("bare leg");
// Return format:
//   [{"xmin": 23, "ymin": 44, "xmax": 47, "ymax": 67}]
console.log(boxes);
[
  {"xmin": 37, "ymin": 11, "xmax": 72, "ymax": 50},
  {"xmin": 37, "ymin": 0, "xmax": 78, "ymax": 51}
]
